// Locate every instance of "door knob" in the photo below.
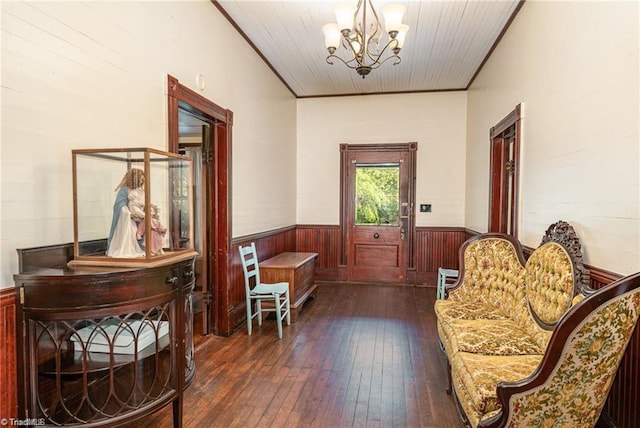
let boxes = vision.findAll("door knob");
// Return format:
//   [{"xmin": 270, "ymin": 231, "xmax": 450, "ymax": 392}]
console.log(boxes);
[{"xmin": 373, "ymin": 233, "xmax": 380, "ymax": 239}]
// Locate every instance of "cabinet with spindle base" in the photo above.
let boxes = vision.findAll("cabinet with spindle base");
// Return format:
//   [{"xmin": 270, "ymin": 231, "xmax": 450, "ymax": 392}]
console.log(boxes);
[{"xmin": 14, "ymin": 257, "xmax": 195, "ymax": 427}]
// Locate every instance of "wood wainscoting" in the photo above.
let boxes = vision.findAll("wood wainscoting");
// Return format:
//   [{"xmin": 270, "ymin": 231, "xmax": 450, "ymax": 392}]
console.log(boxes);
[
  {"xmin": 178, "ymin": 223, "xmax": 475, "ymax": 333},
  {"xmin": 296, "ymin": 225, "xmax": 344, "ymax": 281},
  {"xmin": 0, "ymin": 288, "xmax": 17, "ymax": 419},
  {"xmin": 229, "ymin": 225, "xmax": 474, "ymax": 333},
  {"xmin": 295, "ymin": 225, "xmax": 473, "ymax": 285},
  {"xmin": 415, "ymin": 227, "xmax": 472, "ymax": 285}
]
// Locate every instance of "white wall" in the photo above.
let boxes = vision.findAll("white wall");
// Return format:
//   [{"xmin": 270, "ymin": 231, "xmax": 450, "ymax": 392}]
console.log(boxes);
[
  {"xmin": 466, "ymin": 1, "xmax": 639, "ymax": 274},
  {"xmin": 3, "ymin": 1, "xmax": 636, "ymax": 287},
  {"xmin": 0, "ymin": 1, "xmax": 297, "ymax": 287},
  {"xmin": 297, "ymin": 92, "xmax": 467, "ymax": 226}
]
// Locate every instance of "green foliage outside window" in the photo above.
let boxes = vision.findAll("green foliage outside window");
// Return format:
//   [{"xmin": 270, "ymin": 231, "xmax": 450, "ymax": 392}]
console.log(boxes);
[{"xmin": 355, "ymin": 165, "xmax": 399, "ymax": 225}]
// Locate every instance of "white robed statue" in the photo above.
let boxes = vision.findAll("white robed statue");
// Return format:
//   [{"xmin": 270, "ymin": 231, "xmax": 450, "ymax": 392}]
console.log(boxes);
[{"xmin": 106, "ymin": 168, "xmax": 146, "ymax": 258}]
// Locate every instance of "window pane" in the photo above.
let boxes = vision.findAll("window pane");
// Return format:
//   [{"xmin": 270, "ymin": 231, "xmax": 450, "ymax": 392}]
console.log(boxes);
[{"xmin": 355, "ymin": 164, "xmax": 399, "ymax": 226}]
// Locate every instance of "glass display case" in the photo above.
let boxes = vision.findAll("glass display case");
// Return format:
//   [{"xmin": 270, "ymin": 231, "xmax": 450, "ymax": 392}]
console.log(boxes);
[{"xmin": 70, "ymin": 148, "xmax": 196, "ymax": 267}]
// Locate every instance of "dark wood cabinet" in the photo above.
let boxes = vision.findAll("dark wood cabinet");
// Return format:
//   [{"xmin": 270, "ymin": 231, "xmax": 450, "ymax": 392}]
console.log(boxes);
[{"xmin": 14, "ymin": 257, "xmax": 195, "ymax": 427}]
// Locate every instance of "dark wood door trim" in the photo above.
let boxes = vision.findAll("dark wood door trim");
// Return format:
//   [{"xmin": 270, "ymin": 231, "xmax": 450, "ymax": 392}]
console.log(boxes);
[
  {"xmin": 491, "ymin": 104, "xmax": 520, "ymax": 137},
  {"xmin": 488, "ymin": 104, "xmax": 521, "ymax": 236},
  {"xmin": 168, "ymin": 75, "xmax": 232, "ymax": 336},
  {"xmin": 340, "ymin": 143, "xmax": 417, "ymax": 282}
]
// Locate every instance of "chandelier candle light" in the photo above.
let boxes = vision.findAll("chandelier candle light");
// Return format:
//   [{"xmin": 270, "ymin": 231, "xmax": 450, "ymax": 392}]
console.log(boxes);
[{"xmin": 323, "ymin": 0, "xmax": 409, "ymax": 78}]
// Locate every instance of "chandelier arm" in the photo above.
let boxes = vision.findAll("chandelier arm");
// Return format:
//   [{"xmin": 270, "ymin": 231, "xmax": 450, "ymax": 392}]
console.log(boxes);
[
  {"xmin": 355, "ymin": 0, "xmax": 365, "ymax": 43},
  {"xmin": 341, "ymin": 33, "xmax": 364, "ymax": 66},
  {"xmin": 326, "ymin": 54, "xmax": 360, "ymax": 70},
  {"xmin": 365, "ymin": 37, "xmax": 397, "ymax": 65},
  {"xmin": 366, "ymin": 35, "xmax": 381, "ymax": 56},
  {"xmin": 354, "ymin": 0, "xmax": 365, "ymax": 29},
  {"xmin": 334, "ymin": 50, "xmax": 362, "ymax": 68},
  {"xmin": 368, "ymin": 54, "xmax": 401, "ymax": 70},
  {"xmin": 355, "ymin": 0, "xmax": 383, "ymax": 65},
  {"xmin": 367, "ymin": 0, "xmax": 383, "ymax": 41}
]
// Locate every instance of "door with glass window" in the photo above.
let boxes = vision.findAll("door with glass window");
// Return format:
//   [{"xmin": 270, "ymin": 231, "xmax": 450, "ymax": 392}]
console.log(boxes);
[{"xmin": 342, "ymin": 145, "xmax": 415, "ymax": 283}]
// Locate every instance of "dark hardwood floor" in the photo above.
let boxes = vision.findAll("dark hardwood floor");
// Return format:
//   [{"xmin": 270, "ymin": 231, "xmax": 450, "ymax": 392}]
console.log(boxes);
[{"xmin": 133, "ymin": 283, "xmax": 463, "ymax": 428}]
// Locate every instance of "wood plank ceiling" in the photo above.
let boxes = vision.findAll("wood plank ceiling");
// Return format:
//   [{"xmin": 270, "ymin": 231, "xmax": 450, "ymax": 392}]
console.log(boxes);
[{"xmin": 214, "ymin": 0, "xmax": 523, "ymax": 98}]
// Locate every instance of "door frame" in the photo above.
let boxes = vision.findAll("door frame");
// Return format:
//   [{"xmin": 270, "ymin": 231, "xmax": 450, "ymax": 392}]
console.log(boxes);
[
  {"xmin": 167, "ymin": 75, "xmax": 232, "ymax": 336},
  {"xmin": 488, "ymin": 104, "xmax": 521, "ymax": 236},
  {"xmin": 340, "ymin": 143, "xmax": 417, "ymax": 283}
]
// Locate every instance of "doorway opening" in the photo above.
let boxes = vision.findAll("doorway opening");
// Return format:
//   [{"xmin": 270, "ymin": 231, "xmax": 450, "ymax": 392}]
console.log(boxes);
[
  {"xmin": 167, "ymin": 75, "xmax": 232, "ymax": 336},
  {"xmin": 489, "ymin": 104, "xmax": 521, "ymax": 236},
  {"xmin": 340, "ymin": 143, "xmax": 417, "ymax": 283},
  {"xmin": 177, "ymin": 106, "xmax": 210, "ymax": 333}
]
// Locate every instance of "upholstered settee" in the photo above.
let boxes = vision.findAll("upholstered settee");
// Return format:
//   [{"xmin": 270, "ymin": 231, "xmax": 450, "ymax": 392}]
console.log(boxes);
[{"xmin": 435, "ymin": 221, "xmax": 600, "ymax": 427}]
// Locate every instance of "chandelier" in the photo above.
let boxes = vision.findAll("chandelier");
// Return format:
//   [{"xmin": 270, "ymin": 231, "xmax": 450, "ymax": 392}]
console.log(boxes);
[{"xmin": 322, "ymin": 1, "xmax": 409, "ymax": 78}]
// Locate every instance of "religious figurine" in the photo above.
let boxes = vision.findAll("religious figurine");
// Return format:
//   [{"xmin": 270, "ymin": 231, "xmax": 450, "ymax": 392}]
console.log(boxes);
[
  {"xmin": 137, "ymin": 204, "xmax": 167, "ymax": 256},
  {"xmin": 106, "ymin": 168, "xmax": 146, "ymax": 258}
]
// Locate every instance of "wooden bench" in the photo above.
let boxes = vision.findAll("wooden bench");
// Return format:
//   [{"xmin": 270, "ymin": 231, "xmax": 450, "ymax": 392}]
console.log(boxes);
[{"xmin": 259, "ymin": 252, "xmax": 318, "ymax": 322}]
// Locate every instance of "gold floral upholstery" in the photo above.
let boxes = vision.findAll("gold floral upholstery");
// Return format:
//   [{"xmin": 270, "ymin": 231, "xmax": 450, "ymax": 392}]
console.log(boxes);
[
  {"xmin": 448, "ymin": 238, "xmax": 525, "ymax": 319},
  {"xmin": 435, "ymin": 237, "xmax": 527, "ymax": 359},
  {"xmin": 452, "ymin": 353, "xmax": 542, "ymax": 428},
  {"xmin": 434, "ymin": 229, "xmax": 590, "ymax": 428},
  {"xmin": 525, "ymin": 242, "xmax": 575, "ymax": 326},
  {"xmin": 494, "ymin": 288, "xmax": 640, "ymax": 428},
  {"xmin": 436, "ymin": 235, "xmax": 569, "ymax": 358},
  {"xmin": 434, "ymin": 300, "xmax": 509, "ymax": 322},
  {"xmin": 441, "ymin": 319, "xmax": 544, "ymax": 356},
  {"xmin": 434, "ymin": 300, "xmax": 509, "ymax": 356}
]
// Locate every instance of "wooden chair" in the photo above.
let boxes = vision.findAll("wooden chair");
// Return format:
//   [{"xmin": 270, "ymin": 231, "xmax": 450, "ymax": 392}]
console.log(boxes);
[
  {"xmin": 437, "ymin": 267, "xmax": 459, "ymax": 300},
  {"xmin": 238, "ymin": 243, "xmax": 291, "ymax": 339}
]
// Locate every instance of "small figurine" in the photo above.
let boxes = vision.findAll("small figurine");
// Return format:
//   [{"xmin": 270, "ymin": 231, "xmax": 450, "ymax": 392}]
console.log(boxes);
[
  {"xmin": 137, "ymin": 204, "xmax": 167, "ymax": 256},
  {"xmin": 106, "ymin": 168, "xmax": 146, "ymax": 258}
]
